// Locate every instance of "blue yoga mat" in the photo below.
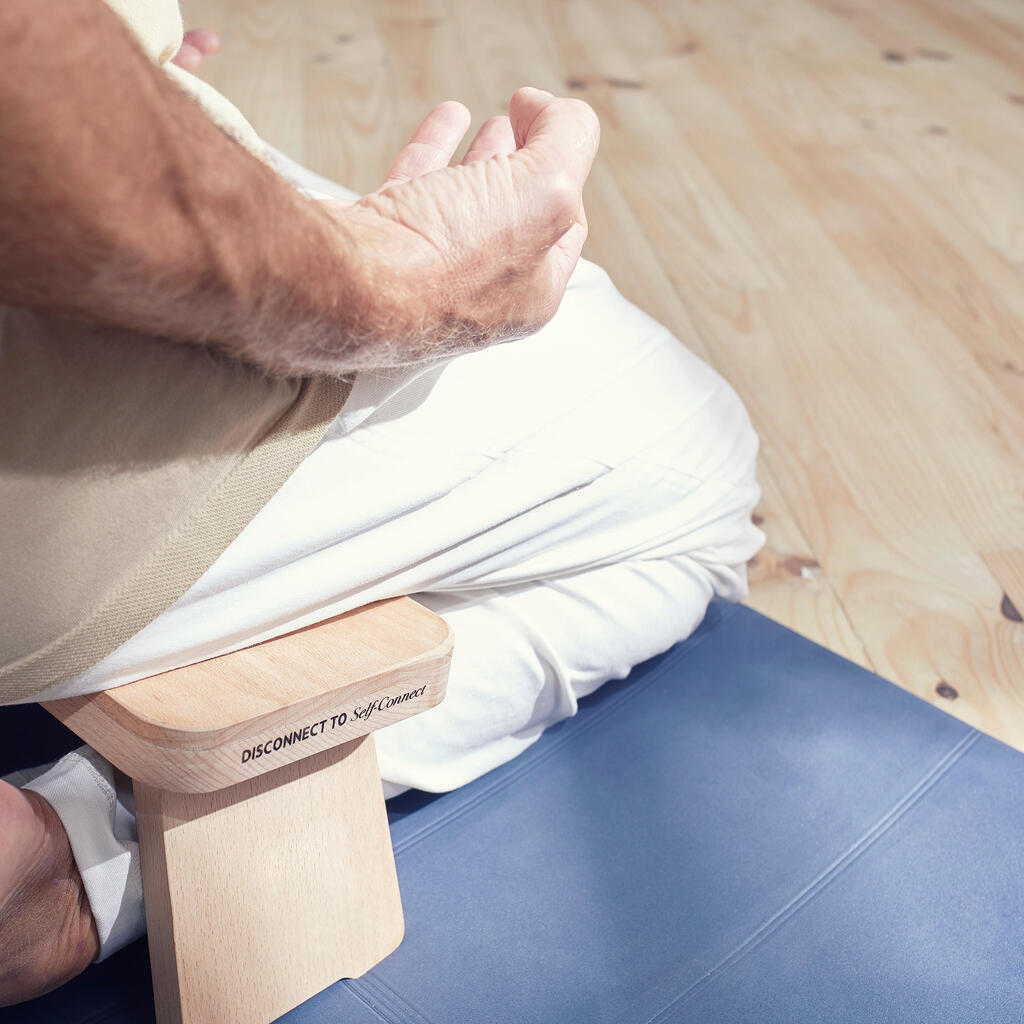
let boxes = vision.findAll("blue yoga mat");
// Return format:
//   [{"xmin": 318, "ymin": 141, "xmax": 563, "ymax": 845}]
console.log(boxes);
[{"xmin": 4, "ymin": 602, "xmax": 1022, "ymax": 1023}]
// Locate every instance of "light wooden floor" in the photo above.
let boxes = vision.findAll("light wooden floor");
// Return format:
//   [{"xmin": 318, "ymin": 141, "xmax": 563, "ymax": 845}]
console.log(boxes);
[{"xmin": 181, "ymin": 0, "xmax": 1024, "ymax": 749}]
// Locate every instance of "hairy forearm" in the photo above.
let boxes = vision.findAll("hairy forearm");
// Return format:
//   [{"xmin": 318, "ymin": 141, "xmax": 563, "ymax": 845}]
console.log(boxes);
[
  {"xmin": 0, "ymin": 1, "xmax": 601, "ymax": 375},
  {"xmin": 0, "ymin": 0, "xmax": 362, "ymax": 375}
]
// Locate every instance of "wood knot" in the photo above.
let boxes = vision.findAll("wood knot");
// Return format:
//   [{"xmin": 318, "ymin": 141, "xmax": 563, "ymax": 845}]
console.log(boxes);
[
  {"xmin": 782, "ymin": 556, "xmax": 821, "ymax": 579},
  {"xmin": 935, "ymin": 681, "xmax": 959, "ymax": 700}
]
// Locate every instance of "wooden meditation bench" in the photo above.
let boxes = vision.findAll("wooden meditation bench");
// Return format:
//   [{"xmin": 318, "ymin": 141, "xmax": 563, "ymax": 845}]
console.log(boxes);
[{"xmin": 42, "ymin": 596, "xmax": 454, "ymax": 1024}]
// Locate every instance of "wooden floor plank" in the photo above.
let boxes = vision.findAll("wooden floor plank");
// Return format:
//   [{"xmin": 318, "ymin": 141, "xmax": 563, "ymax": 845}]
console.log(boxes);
[
  {"xmin": 191, "ymin": 0, "xmax": 308, "ymax": 159},
  {"xmin": 176, "ymin": 0, "xmax": 1024, "ymax": 748},
  {"xmin": 569, "ymin": 0, "xmax": 1024, "ymax": 738},
  {"xmin": 745, "ymin": 466, "xmax": 875, "ymax": 671},
  {"xmin": 302, "ymin": 0, "xmax": 396, "ymax": 193}
]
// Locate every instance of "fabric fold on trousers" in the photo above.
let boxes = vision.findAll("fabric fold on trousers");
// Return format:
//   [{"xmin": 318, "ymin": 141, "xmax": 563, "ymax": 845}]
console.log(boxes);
[{"xmin": 8, "ymin": 149, "xmax": 763, "ymax": 963}]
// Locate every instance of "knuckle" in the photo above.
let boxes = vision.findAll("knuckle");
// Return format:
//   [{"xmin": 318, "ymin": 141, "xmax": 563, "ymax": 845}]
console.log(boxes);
[
  {"xmin": 524, "ymin": 290, "xmax": 561, "ymax": 334},
  {"xmin": 562, "ymin": 96, "xmax": 599, "ymax": 132},
  {"xmin": 546, "ymin": 174, "xmax": 579, "ymax": 221}
]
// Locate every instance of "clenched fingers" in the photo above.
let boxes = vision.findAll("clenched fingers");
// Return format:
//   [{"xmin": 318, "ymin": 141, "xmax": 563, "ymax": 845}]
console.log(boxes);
[
  {"xmin": 381, "ymin": 101, "xmax": 471, "ymax": 189},
  {"xmin": 461, "ymin": 115, "xmax": 516, "ymax": 164},
  {"xmin": 506, "ymin": 87, "xmax": 599, "ymax": 246},
  {"xmin": 170, "ymin": 28, "xmax": 220, "ymax": 71},
  {"xmin": 509, "ymin": 88, "xmax": 599, "ymax": 182}
]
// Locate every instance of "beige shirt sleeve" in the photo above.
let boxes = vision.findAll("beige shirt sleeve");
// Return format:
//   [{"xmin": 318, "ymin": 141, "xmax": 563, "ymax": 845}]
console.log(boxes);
[
  {"xmin": 0, "ymin": 1, "xmax": 353, "ymax": 701},
  {"xmin": 104, "ymin": 0, "xmax": 267, "ymax": 157}
]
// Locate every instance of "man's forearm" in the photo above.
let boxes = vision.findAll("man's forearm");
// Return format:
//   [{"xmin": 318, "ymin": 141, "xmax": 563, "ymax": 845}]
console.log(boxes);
[
  {"xmin": 1, "ymin": 0, "xmax": 600, "ymax": 375},
  {"xmin": 0, "ymin": 0, "xmax": 359, "ymax": 374}
]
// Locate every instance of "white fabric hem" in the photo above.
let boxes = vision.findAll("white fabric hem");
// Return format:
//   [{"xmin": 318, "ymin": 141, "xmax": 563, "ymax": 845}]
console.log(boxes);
[{"xmin": 14, "ymin": 747, "xmax": 144, "ymax": 961}]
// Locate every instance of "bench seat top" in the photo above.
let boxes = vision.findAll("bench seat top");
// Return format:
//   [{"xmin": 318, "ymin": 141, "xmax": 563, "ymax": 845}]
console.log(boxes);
[{"xmin": 44, "ymin": 597, "xmax": 452, "ymax": 792}]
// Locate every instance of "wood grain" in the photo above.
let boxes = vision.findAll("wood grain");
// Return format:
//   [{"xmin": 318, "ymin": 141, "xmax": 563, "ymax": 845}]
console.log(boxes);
[
  {"xmin": 179, "ymin": 0, "xmax": 1024, "ymax": 748},
  {"xmin": 137, "ymin": 735, "xmax": 403, "ymax": 1024},
  {"xmin": 45, "ymin": 597, "xmax": 453, "ymax": 792}
]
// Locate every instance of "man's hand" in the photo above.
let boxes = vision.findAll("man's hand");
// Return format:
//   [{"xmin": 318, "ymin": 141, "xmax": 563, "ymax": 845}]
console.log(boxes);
[
  {"xmin": 307, "ymin": 88, "xmax": 599, "ymax": 370},
  {"xmin": 170, "ymin": 28, "xmax": 220, "ymax": 72},
  {"xmin": 0, "ymin": 0, "xmax": 598, "ymax": 378}
]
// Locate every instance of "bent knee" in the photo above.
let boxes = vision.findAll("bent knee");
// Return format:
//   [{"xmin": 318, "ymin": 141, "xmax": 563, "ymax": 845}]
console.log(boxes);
[{"xmin": 657, "ymin": 382, "xmax": 764, "ymax": 598}]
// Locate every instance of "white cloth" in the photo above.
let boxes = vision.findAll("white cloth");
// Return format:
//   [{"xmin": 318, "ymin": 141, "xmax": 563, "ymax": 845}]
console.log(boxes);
[
  {"xmin": 8, "ymin": 149, "xmax": 763, "ymax": 961},
  {"xmin": 8, "ymin": 750, "xmax": 142, "ymax": 956}
]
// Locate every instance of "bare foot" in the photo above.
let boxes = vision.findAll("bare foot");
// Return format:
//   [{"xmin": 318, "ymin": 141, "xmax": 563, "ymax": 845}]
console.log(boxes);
[{"xmin": 0, "ymin": 780, "xmax": 99, "ymax": 1006}]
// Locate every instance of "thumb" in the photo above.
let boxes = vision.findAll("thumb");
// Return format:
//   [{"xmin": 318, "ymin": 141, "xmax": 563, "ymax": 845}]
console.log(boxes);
[
  {"xmin": 509, "ymin": 87, "xmax": 599, "ymax": 182},
  {"xmin": 507, "ymin": 87, "xmax": 599, "ymax": 246}
]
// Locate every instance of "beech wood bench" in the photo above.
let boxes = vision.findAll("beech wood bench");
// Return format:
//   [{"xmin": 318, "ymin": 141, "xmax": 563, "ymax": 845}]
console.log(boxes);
[
  {"xmin": 10, "ymin": 602, "xmax": 1024, "ymax": 1023},
  {"xmin": 42, "ymin": 596, "xmax": 453, "ymax": 1024}
]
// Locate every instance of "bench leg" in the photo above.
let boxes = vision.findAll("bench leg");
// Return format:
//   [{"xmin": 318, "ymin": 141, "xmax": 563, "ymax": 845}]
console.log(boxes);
[{"xmin": 134, "ymin": 735, "xmax": 403, "ymax": 1024}]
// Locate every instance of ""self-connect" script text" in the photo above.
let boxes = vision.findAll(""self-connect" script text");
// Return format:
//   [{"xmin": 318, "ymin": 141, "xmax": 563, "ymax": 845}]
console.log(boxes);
[{"xmin": 239, "ymin": 685, "xmax": 428, "ymax": 764}]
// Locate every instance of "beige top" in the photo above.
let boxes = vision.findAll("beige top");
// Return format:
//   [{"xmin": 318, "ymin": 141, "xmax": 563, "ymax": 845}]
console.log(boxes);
[{"xmin": 0, "ymin": 1, "xmax": 353, "ymax": 701}]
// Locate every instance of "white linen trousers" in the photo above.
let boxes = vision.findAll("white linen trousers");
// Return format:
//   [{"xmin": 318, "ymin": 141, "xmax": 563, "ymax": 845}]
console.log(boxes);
[{"xmin": 4, "ymin": 149, "xmax": 764, "ymax": 960}]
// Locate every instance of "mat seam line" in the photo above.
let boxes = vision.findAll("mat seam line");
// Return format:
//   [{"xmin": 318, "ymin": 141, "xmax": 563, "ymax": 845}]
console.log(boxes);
[
  {"xmin": 346, "ymin": 973, "xmax": 435, "ymax": 1024},
  {"xmin": 646, "ymin": 728, "xmax": 982, "ymax": 1022},
  {"xmin": 349, "ymin": 610, "xmax": 736, "ymax": 1022}
]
